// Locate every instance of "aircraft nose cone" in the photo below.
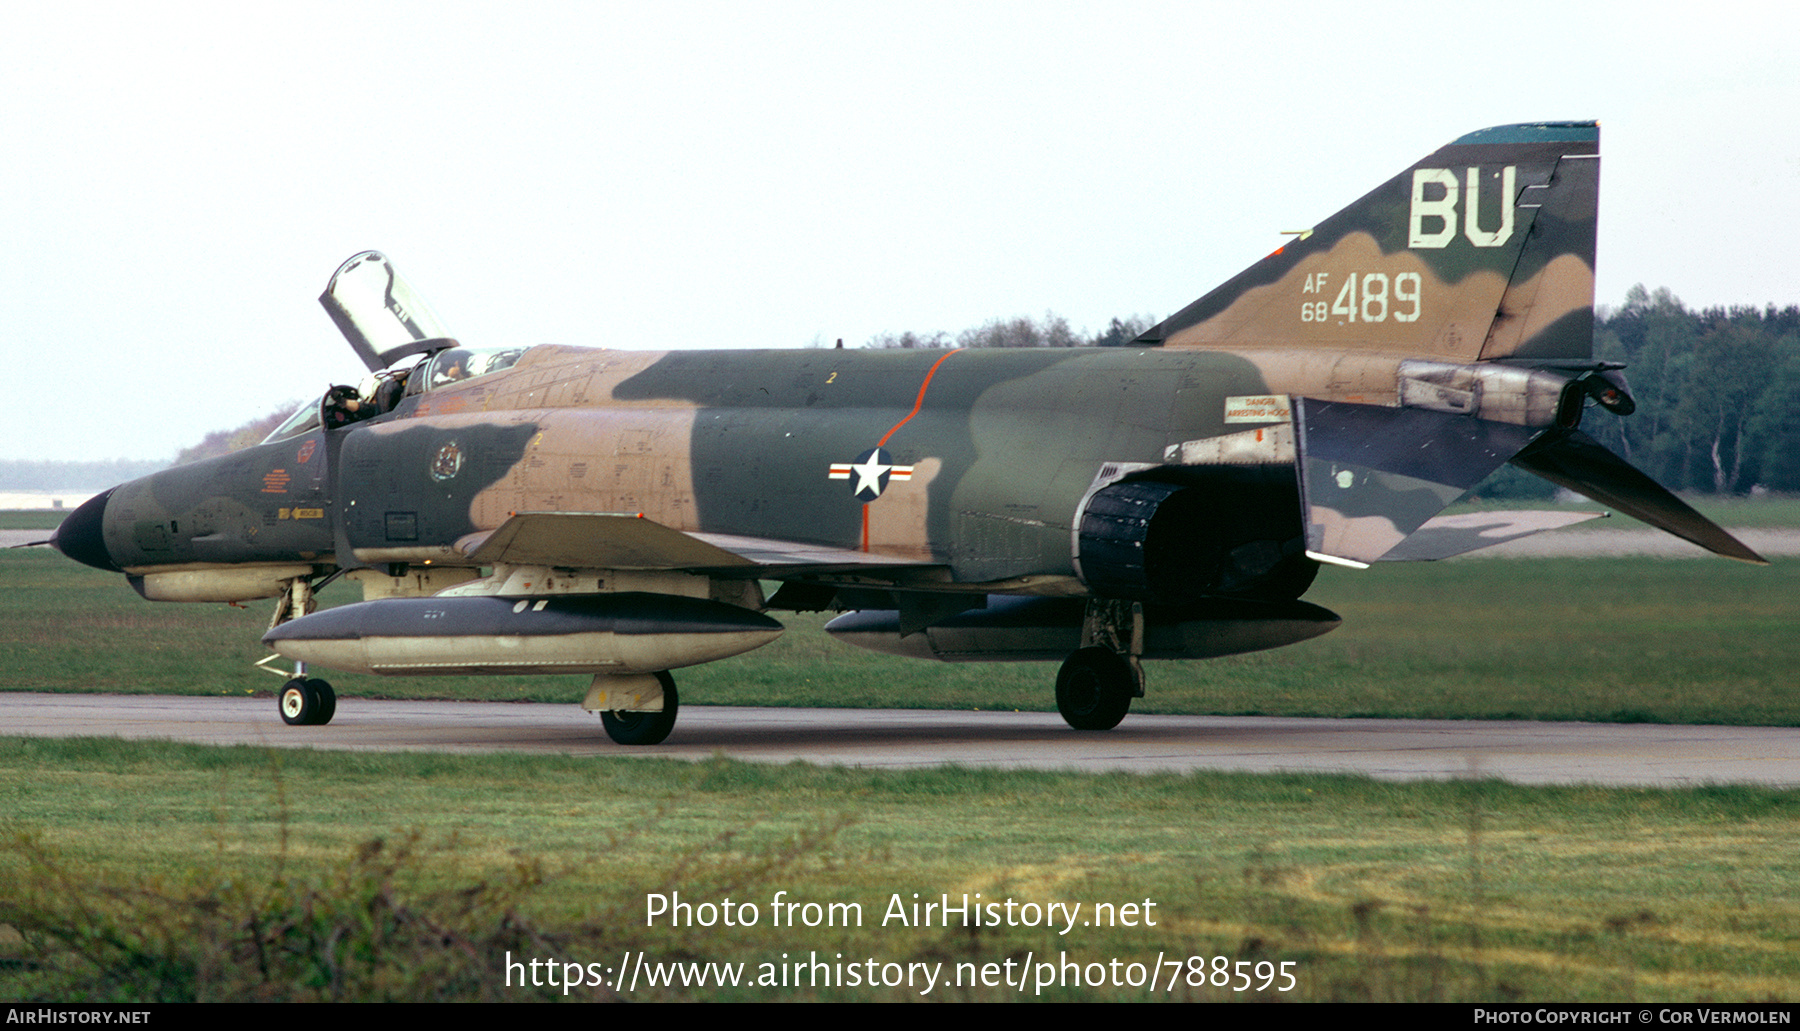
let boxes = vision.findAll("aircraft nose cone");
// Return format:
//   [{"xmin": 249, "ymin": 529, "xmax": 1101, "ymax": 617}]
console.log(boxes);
[{"xmin": 49, "ymin": 488, "xmax": 121, "ymax": 572}]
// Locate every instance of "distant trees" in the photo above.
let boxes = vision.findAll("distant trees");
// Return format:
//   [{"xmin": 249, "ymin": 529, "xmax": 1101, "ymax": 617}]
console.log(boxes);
[
  {"xmin": 173, "ymin": 405, "xmax": 299, "ymax": 466},
  {"xmin": 1588, "ymin": 286, "xmax": 1800, "ymax": 494},
  {"xmin": 1088, "ymin": 316, "xmax": 1159, "ymax": 349},
  {"xmin": 864, "ymin": 329, "xmax": 953, "ymax": 350},
  {"xmin": 0, "ymin": 406, "xmax": 302, "ymax": 491},
  {"xmin": 864, "ymin": 313, "xmax": 1157, "ymax": 350}
]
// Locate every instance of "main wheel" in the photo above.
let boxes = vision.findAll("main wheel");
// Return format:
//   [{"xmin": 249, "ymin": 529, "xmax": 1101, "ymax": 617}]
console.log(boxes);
[
  {"xmin": 306, "ymin": 678, "xmax": 337, "ymax": 725},
  {"xmin": 1055, "ymin": 647, "xmax": 1133, "ymax": 731},
  {"xmin": 279, "ymin": 678, "xmax": 315, "ymax": 726},
  {"xmin": 279, "ymin": 678, "xmax": 337, "ymax": 726},
  {"xmin": 600, "ymin": 672, "xmax": 679, "ymax": 746}
]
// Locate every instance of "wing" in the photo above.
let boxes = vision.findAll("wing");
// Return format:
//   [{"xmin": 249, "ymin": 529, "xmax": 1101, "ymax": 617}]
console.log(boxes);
[{"xmin": 453, "ymin": 511, "xmax": 941, "ymax": 577}]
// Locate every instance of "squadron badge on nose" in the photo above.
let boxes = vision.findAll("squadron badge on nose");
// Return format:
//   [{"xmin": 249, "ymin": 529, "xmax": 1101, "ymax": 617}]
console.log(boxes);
[
  {"xmin": 828, "ymin": 447, "xmax": 913, "ymax": 500},
  {"xmin": 430, "ymin": 441, "xmax": 464, "ymax": 482}
]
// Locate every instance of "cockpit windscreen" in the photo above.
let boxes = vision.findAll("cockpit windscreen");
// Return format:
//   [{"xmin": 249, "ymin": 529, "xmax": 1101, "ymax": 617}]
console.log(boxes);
[{"xmin": 423, "ymin": 346, "xmax": 528, "ymax": 390}]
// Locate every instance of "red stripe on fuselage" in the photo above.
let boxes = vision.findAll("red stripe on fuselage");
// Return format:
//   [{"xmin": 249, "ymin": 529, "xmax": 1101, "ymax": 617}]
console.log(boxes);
[{"xmin": 877, "ymin": 348, "xmax": 960, "ymax": 447}]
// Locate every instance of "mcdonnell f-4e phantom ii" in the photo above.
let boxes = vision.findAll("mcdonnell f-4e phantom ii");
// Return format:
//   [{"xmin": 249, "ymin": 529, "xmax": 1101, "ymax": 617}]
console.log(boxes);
[{"xmin": 50, "ymin": 122, "xmax": 1765, "ymax": 744}]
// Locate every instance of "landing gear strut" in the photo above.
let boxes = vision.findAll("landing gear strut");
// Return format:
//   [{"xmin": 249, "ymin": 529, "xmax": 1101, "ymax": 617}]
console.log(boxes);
[
  {"xmin": 264, "ymin": 576, "xmax": 337, "ymax": 726},
  {"xmin": 1055, "ymin": 599, "xmax": 1145, "ymax": 731}
]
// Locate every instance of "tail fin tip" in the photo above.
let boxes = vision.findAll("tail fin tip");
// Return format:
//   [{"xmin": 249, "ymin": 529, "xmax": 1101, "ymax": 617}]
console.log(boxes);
[{"xmin": 1451, "ymin": 121, "xmax": 1598, "ymax": 146}]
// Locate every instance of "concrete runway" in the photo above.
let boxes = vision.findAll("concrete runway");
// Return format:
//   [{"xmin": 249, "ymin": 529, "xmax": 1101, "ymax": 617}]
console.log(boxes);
[{"xmin": 4, "ymin": 692, "xmax": 1796, "ymax": 789}]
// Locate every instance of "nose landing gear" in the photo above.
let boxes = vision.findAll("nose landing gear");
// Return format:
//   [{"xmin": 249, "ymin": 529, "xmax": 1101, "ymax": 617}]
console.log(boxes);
[
  {"xmin": 265, "ymin": 576, "xmax": 337, "ymax": 726},
  {"xmin": 278, "ymin": 676, "xmax": 338, "ymax": 726}
]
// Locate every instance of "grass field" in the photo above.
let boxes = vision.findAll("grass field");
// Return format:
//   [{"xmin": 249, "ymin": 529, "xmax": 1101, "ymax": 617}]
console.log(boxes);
[
  {"xmin": 0, "ymin": 510, "xmax": 71, "ymax": 530},
  {"xmin": 1433, "ymin": 493, "xmax": 1800, "ymax": 529},
  {"xmin": 4, "ymin": 738, "xmax": 1798, "ymax": 1002}
]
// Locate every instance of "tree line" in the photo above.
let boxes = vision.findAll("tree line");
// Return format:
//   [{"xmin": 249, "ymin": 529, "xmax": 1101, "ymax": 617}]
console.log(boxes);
[
  {"xmin": 1585, "ymin": 285, "xmax": 1800, "ymax": 495},
  {"xmin": 864, "ymin": 313, "xmax": 1157, "ymax": 351}
]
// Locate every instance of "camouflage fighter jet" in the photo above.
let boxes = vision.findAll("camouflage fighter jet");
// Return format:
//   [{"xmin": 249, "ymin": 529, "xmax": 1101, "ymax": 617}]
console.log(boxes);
[{"xmin": 50, "ymin": 121, "xmax": 1765, "ymax": 744}]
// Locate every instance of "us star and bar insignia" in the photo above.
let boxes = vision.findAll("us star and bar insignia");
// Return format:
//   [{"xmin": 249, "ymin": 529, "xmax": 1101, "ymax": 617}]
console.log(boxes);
[{"xmin": 828, "ymin": 447, "xmax": 913, "ymax": 500}]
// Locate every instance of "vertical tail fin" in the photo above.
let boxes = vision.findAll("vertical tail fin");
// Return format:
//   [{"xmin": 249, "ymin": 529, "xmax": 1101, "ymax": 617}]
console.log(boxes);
[
  {"xmin": 1136, "ymin": 124, "xmax": 1763, "ymax": 567},
  {"xmin": 1138, "ymin": 122, "xmax": 1599, "ymax": 363}
]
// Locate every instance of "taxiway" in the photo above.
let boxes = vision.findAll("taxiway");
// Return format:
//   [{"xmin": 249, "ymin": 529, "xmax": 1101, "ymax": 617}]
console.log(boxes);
[{"xmin": 3, "ymin": 692, "xmax": 1794, "ymax": 788}]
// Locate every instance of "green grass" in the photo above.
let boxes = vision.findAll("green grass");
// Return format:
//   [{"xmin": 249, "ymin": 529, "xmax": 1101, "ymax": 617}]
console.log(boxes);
[
  {"xmin": 0, "ymin": 510, "xmax": 68, "ymax": 531},
  {"xmin": 1438, "ymin": 493, "xmax": 1800, "ymax": 527},
  {"xmin": 2, "ymin": 738, "xmax": 1796, "ymax": 1001},
  {"xmin": 1645, "ymin": 494, "xmax": 1800, "ymax": 529},
  {"xmin": 5, "ymin": 547, "xmax": 1794, "ymax": 725},
  {"xmin": 1436, "ymin": 492, "xmax": 1800, "ymax": 528}
]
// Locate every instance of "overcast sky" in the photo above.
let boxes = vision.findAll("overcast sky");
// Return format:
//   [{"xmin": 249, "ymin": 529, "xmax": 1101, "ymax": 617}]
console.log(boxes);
[{"xmin": 4, "ymin": 1, "xmax": 1796, "ymax": 462}]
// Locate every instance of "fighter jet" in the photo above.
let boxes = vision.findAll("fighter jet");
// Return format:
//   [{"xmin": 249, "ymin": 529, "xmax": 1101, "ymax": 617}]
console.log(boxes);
[{"xmin": 50, "ymin": 122, "xmax": 1764, "ymax": 744}]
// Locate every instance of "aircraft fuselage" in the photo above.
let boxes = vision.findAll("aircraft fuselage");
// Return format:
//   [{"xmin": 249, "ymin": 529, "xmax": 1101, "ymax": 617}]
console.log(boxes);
[{"xmin": 69, "ymin": 342, "xmax": 1357, "ymax": 603}]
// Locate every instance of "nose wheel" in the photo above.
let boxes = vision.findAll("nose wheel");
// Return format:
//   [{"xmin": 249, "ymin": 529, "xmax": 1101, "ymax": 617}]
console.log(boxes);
[{"xmin": 278, "ymin": 677, "xmax": 337, "ymax": 726}]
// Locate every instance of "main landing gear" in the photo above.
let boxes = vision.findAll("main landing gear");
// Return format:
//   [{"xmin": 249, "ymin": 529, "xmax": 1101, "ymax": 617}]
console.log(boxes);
[
  {"xmin": 593, "ymin": 671, "xmax": 680, "ymax": 746},
  {"xmin": 1056, "ymin": 648, "xmax": 1134, "ymax": 730},
  {"xmin": 1055, "ymin": 599, "xmax": 1145, "ymax": 731},
  {"xmin": 279, "ymin": 677, "xmax": 337, "ymax": 726}
]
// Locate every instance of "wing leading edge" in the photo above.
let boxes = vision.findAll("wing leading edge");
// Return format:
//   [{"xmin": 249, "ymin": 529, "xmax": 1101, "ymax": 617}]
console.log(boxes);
[{"xmin": 456, "ymin": 511, "xmax": 942, "ymax": 576}]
